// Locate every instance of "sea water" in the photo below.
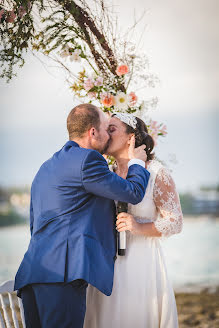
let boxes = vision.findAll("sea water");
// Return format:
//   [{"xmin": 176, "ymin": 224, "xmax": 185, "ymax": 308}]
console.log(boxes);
[{"xmin": 0, "ymin": 217, "xmax": 218, "ymax": 291}]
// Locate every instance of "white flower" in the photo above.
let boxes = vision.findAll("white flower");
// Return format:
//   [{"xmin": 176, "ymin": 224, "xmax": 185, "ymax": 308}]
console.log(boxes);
[
  {"xmin": 150, "ymin": 97, "xmax": 159, "ymax": 109},
  {"xmin": 60, "ymin": 45, "xmax": 70, "ymax": 58},
  {"xmin": 91, "ymin": 72, "xmax": 98, "ymax": 79},
  {"xmin": 140, "ymin": 97, "xmax": 158, "ymax": 112},
  {"xmin": 168, "ymin": 153, "xmax": 178, "ymax": 165},
  {"xmin": 115, "ymin": 92, "xmax": 128, "ymax": 110},
  {"xmin": 70, "ymin": 49, "xmax": 81, "ymax": 62}
]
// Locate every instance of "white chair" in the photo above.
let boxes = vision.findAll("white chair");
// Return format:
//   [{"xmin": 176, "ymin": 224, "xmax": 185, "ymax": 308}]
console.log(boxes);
[{"xmin": 0, "ymin": 280, "xmax": 26, "ymax": 328}]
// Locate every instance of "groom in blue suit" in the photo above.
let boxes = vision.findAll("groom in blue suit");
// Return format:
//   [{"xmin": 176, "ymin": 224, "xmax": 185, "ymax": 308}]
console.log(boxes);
[{"xmin": 14, "ymin": 104, "xmax": 150, "ymax": 328}]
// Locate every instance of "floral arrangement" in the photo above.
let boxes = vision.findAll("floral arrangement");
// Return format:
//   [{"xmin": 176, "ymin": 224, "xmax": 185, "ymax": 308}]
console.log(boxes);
[
  {"xmin": 59, "ymin": 44, "xmax": 167, "ymax": 145},
  {"xmin": 0, "ymin": 0, "xmax": 167, "ymax": 145}
]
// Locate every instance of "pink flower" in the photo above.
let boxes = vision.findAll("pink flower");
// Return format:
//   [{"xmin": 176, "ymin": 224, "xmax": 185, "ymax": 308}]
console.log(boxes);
[
  {"xmin": 150, "ymin": 120, "xmax": 159, "ymax": 130},
  {"xmin": 83, "ymin": 78, "xmax": 94, "ymax": 91},
  {"xmin": 94, "ymin": 77, "xmax": 103, "ymax": 87},
  {"xmin": 160, "ymin": 124, "xmax": 167, "ymax": 135},
  {"xmin": 148, "ymin": 120, "xmax": 159, "ymax": 145},
  {"xmin": 116, "ymin": 64, "xmax": 129, "ymax": 76},
  {"xmin": 128, "ymin": 92, "xmax": 138, "ymax": 107},
  {"xmin": 148, "ymin": 120, "xmax": 167, "ymax": 145},
  {"xmin": 18, "ymin": 6, "xmax": 26, "ymax": 18},
  {"xmin": 88, "ymin": 92, "xmax": 97, "ymax": 99},
  {"xmin": 6, "ymin": 10, "xmax": 16, "ymax": 23},
  {"xmin": 101, "ymin": 92, "xmax": 115, "ymax": 107}
]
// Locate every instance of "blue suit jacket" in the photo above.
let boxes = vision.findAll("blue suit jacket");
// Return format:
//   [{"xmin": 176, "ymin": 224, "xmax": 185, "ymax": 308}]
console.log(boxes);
[{"xmin": 14, "ymin": 141, "xmax": 150, "ymax": 296}]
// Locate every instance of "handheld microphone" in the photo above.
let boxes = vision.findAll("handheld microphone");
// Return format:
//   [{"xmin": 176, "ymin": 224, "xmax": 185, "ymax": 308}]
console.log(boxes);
[{"xmin": 117, "ymin": 201, "xmax": 128, "ymax": 256}]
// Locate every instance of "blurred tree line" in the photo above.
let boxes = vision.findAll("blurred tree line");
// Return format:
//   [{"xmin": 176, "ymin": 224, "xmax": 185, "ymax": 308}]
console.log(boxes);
[{"xmin": 0, "ymin": 184, "xmax": 218, "ymax": 227}]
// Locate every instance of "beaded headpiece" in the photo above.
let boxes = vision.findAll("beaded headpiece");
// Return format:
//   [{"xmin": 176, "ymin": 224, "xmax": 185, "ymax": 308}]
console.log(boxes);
[{"xmin": 112, "ymin": 112, "xmax": 137, "ymax": 130}]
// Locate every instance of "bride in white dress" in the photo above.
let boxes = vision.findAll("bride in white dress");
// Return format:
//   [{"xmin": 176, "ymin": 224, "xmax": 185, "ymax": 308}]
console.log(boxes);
[{"xmin": 84, "ymin": 113, "xmax": 183, "ymax": 328}]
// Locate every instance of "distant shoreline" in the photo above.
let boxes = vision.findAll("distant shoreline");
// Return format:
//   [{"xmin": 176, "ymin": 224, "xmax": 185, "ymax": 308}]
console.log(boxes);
[{"xmin": 0, "ymin": 215, "xmax": 218, "ymax": 229}]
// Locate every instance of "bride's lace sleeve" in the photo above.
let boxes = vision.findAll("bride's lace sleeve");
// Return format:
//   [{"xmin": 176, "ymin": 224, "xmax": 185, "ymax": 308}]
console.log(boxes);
[{"xmin": 153, "ymin": 167, "xmax": 183, "ymax": 237}]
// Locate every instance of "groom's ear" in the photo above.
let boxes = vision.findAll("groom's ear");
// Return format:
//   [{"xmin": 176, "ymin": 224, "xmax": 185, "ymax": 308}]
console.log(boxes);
[{"xmin": 88, "ymin": 127, "xmax": 96, "ymax": 138}]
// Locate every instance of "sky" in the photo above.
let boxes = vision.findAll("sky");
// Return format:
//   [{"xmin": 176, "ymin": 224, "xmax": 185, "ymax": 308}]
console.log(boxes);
[{"xmin": 0, "ymin": 0, "xmax": 219, "ymax": 192}]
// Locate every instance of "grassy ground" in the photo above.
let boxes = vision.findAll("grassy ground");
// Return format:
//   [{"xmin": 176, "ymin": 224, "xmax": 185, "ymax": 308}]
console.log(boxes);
[{"xmin": 1, "ymin": 289, "xmax": 219, "ymax": 327}]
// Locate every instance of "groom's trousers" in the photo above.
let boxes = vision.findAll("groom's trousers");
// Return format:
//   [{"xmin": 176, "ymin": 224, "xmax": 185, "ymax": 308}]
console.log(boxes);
[{"xmin": 20, "ymin": 279, "xmax": 88, "ymax": 328}]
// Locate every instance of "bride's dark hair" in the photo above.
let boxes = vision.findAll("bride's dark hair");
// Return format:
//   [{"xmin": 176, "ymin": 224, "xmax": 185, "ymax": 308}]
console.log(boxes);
[{"xmin": 125, "ymin": 117, "xmax": 155, "ymax": 161}]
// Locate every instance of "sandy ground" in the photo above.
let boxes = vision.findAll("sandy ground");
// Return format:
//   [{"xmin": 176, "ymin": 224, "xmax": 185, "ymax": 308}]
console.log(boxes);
[{"xmin": 176, "ymin": 288, "xmax": 219, "ymax": 328}]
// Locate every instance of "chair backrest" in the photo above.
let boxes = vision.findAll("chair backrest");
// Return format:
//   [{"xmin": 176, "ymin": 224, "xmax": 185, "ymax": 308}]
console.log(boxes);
[{"xmin": 0, "ymin": 280, "xmax": 26, "ymax": 328}]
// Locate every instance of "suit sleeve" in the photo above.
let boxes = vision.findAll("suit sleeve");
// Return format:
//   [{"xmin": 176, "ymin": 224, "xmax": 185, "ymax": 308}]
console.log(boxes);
[
  {"xmin": 81, "ymin": 150, "xmax": 150, "ymax": 205},
  {"xmin": 30, "ymin": 193, "xmax": 34, "ymax": 236}
]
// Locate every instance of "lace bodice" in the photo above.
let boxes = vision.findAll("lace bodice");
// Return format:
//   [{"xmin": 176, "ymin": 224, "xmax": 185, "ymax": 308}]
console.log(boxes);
[{"xmin": 128, "ymin": 159, "xmax": 183, "ymax": 237}]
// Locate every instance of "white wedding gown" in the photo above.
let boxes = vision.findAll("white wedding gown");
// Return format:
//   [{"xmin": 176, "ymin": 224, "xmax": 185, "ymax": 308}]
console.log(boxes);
[{"xmin": 84, "ymin": 159, "xmax": 183, "ymax": 328}]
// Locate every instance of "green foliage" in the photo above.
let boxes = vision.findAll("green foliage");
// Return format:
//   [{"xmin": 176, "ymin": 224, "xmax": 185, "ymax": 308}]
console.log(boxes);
[
  {"xmin": 0, "ymin": 0, "xmax": 35, "ymax": 81},
  {"xmin": 200, "ymin": 184, "xmax": 219, "ymax": 192},
  {"xmin": 0, "ymin": 0, "xmax": 120, "ymax": 82},
  {"xmin": 179, "ymin": 193, "xmax": 195, "ymax": 215},
  {"xmin": 0, "ymin": 209, "xmax": 26, "ymax": 227},
  {"xmin": 0, "ymin": 187, "xmax": 10, "ymax": 202},
  {"xmin": 0, "ymin": 0, "xmax": 161, "ymax": 124}
]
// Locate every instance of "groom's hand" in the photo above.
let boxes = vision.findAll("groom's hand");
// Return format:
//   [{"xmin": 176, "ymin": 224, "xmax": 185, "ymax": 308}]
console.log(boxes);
[{"xmin": 128, "ymin": 136, "xmax": 147, "ymax": 162}]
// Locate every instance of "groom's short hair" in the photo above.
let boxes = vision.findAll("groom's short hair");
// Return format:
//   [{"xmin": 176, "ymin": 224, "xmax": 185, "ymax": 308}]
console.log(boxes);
[{"xmin": 67, "ymin": 104, "xmax": 100, "ymax": 139}]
